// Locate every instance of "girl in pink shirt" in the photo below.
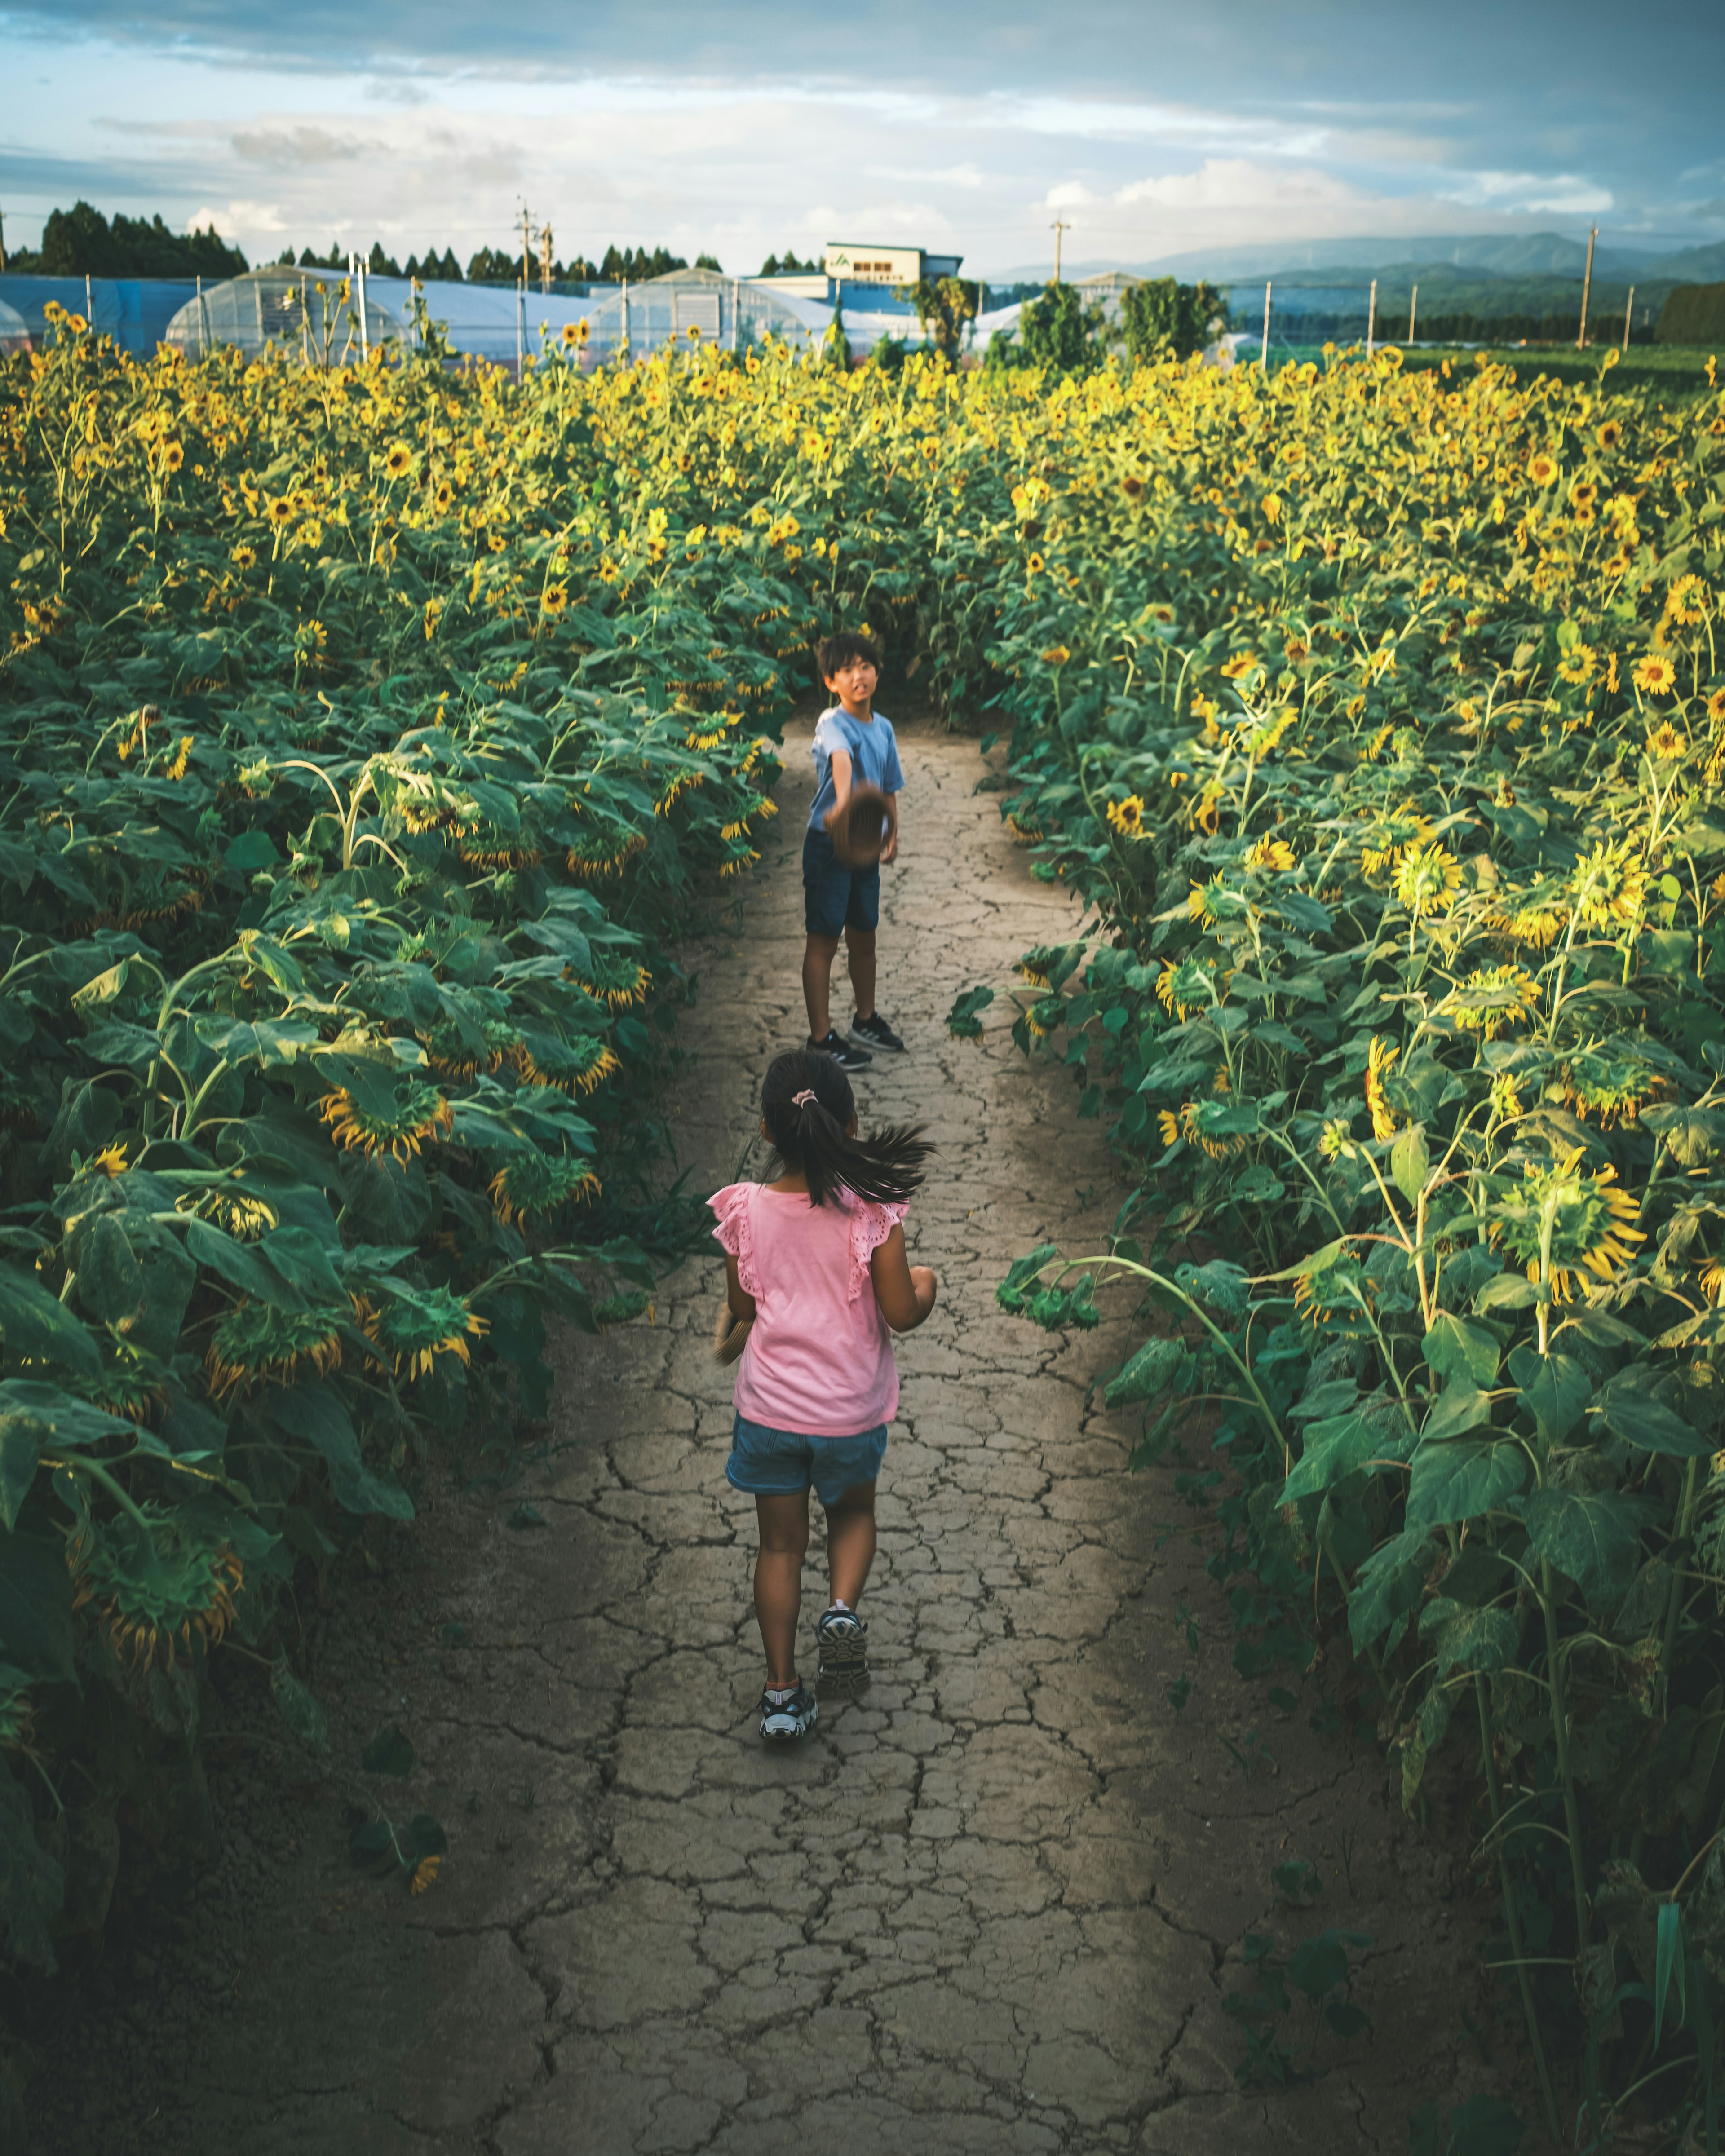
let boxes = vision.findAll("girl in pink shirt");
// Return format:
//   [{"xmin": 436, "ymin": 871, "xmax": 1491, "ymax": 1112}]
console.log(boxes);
[{"xmin": 709, "ymin": 1048, "xmax": 936, "ymax": 1741}]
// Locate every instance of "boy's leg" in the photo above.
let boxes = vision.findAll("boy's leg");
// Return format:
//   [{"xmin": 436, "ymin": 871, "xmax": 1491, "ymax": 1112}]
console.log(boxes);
[
  {"xmin": 824, "ymin": 1482, "xmax": 877, "ymax": 1610},
  {"xmin": 753, "ymin": 1491, "xmax": 810, "ymax": 1687},
  {"xmin": 802, "ymin": 933, "xmax": 840, "ymax": 1041},
  {"xmin": 845, "ymin": 927, "xmax": 877, "ymax": 1026}
]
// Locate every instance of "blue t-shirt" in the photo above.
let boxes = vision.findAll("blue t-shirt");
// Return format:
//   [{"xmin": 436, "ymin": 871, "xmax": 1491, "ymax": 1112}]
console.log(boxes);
[{"xmin": 808, "ymin": 707, "xmax": 906, "ymax": 833}]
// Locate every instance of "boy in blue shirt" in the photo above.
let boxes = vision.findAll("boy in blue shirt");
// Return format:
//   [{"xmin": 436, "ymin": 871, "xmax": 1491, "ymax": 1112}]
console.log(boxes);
[{"xmin": 802, "ymin": 632, "xmax": 907, "ymax": 1068}]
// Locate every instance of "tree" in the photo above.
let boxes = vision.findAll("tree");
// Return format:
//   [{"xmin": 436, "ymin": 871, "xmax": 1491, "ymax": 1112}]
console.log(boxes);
[
  {"xmin": 760, "ymin": 250, "xmax": 819, "ymax": 277},
  {"xmin": 1119, "ymin": 276, "xmax": 1228, "ymax": 363},
  {"xmin": 467, "ymin": 246, "xmax": 519, "ymax": 285},
  {"xmin": 366, "ymin": 241, "xmax": 401, "ymax": 277},
  {"xmin": 1004, "ymin": 282, "xmax": 1106, "ymax": 372},
  {"xmin": 599, "ymin": 244, "xmax": 687, "ymax": 281},
  {"xmin": 14, "ymin": 200, "xmax": 247, "ymax": 278},
  {"xmin": 898, "ymin": 275, "xmax": 981, "ymax": 359},
  {"xmin": 694, "ymin": 252, "xmax": 723, "ymax": 272}
]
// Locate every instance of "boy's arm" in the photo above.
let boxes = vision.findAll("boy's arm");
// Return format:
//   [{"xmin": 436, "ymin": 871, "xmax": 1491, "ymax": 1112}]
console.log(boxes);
[
  {"xmin": 821, "ymin": 747, "xmax": 854, "ymax": 830},
  {"xmin": 879, "ymin": 790, "xmax": 900, "ymax": 864}
]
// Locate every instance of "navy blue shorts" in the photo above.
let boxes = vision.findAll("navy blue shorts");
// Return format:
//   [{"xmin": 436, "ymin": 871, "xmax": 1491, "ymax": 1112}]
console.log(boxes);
[
  {"xmin": 803, "ymin": 826, "xmax": 879, "ymax": 938},
  {"xmin": 726, "ymin": 1414, "xmax": 887, "ymax": 1508}
]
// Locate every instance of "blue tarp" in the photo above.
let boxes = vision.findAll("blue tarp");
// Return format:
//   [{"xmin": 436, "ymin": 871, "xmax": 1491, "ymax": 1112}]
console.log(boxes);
[{"xmin": 0, "ymin": 275, "xmax": 198, "ymax": 355}]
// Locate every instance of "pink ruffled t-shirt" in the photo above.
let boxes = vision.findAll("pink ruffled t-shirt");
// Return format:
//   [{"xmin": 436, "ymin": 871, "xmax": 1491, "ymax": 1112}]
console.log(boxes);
[{"xmin": 709, "ymin": 1182, "xmax": 907, "ymax": 1436}]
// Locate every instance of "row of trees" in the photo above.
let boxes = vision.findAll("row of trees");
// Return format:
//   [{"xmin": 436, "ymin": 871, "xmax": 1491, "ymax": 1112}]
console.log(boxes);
[
  {"xmin": 273, "ymin": 242, "xmax": 723, "ymax": 286},
  {"xmin": 2, "ymin": 201, "xmax": 247, "ymax": 279}
]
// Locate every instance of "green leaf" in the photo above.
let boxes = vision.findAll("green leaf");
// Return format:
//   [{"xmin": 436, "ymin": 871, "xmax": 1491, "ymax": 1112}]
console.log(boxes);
[
  {"xmin": 0, "ymin": 1763, "xmax": 62, "ymax": 1970},
  {"xmin": 270, "ymin": 1655, "xmax": 329, "ymax": 1752},
  {"xmin": 265, "ymin": 1383, "xmax": 415, "ymax": 1520},
  {"xmin": 1521, "ymin": 1486, "xmax": 1654, "ymax": 1613},
  {"xmin": 1513, "ymin": 1352, "xmax": 1592, "ymax": 1442},
  {"xmin": 74, "ymin": 1213, "xmax": 145, "ymax": 1331},
  {"xmin": 1406, "ymin": 1436, "xmax": 1528, "ymax": 1529},
  {"xmin": 1349, "ymin": 1525, "xmax": 1431, "ymax": 1656},
  {"xmin": 1173, "ymin": 1259, "xmax": 1251, "ymax": 1319},
  {"xmin": 1601, "ymin": 1386, "xmax": 1713, "ymax": 1458},
  {"xmin": 1640, "ymin": 1103, "xmax": 1724, "ymax": 1167},
  {"xmin": 0, "ymin": 1519, "xmax": 75, "ymax": 1680},
  {"xmin": 0, "ymin": 1384, "xmax": 142, "ymax": 1527},
  {"xmin": 0, "ymin": 1265, "xmax": 100, "ymax": 1380},
  {"xmin": 1423, "ymin": 1313, "xmax": 1501, "ymax": 1389},
  {"xmin": 362, "ymin": 1724, "xmax": 416, "ymax": 1777},
  {"xmin": 1422, "ymin": 1383, "xmax": 1494, "ymax": 1441},
  {"xmin": 1475, "ymin": 1274, "xmax": 1538, "ymax": 1313},
  {"xmin": 1418, "ymin": 1599, "xmax": 1521, "ymax": 1679},
  {"xmin": 225, "ymin": 829, "xmax": 280, "ymax": 874},
  {"xmin": 196, "ymin": 1017, "xmax": 320, "ymax": 1069},
  {"xmin": 1655, "ymin": 1899, "xmax": 1686, "ymax": 2050},
  {"xmin": 1105, "ymin": 1335, "xmax": 1186, "ymax": 1408},
  {"xmin": 1390, "ymin": 1127, "xmax": 1430, "ymax": 1205},
  {"xmin": 1283, "ymin": 1406, "xmax": 1416, "ymax": 1505}
]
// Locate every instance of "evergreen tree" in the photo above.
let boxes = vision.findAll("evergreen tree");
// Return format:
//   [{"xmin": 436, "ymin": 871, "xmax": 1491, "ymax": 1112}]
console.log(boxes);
[
  {"xmin": 367, "ymin": 241, "xmax": 400, "ymax": 277},
  {"xmin": 695, "ymin": 252, "xmax": 723, "ymax": 272},
  {"xmin": 1119, "ymin": 277, "xmax": 1227, "ymax": 363},
  {"xmin": 14, "ymin": 201, "xmax": 247, "ymax": 278}
]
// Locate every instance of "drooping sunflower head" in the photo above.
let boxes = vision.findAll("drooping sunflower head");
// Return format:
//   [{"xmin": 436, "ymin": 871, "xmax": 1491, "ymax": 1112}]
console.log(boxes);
[
  {"xmin": 1560, "ymin": 1047, "xmax": 1656, "ymax": 1128},
  {"xmin": 1489, "ymin": 1146, "xmax": 1645, "ymax": 1301},
  {"xmin": 318, "ymin": 1080, "xmax": 454, "ymax": 1165},
  {"xmin": 421, "ymin": 1016, "xmax": 520, "ymax": 1082},
  {"xmin": 368, "ymin": 1286, "xmax": 489, "ymax": 1382},
  {"xmin": 71, "ymin": 1504, "xmax": 245, "ymax": 1675},
  {"xmin": 1394, "ymin": 842, "xmax": 1464, "ymax": 920},
  {"xmin": 488, "ymin": 1153, "xmax": 602, "ymax": 1229},
  {"xmin": 565, "ymin": 827, "xmax": 649, "ymax": 882},
  {"xmin": 1155, "ymin": 958, "xmax": 1220, "ymax": 1022},
  {"xmin": 513, "ymin": 1030, "xmax": 620, "ymax": 1096},
  {"xmin": 1359, "ymin": 801, "xmax": 1433, "ymax": 878},
  {"xmin": 1442, "ymin": 964, "xmax": 1540, "ymax": 1040},
  {"xmin": 566, "ymin": 950, "xmax": 652, "ymax": 1010},
  {"xmin": 1568, "ymin": 840, "xmax": 1646, "ymax": 932},
  {"xmin": 1243, "ymin": 835, "xmax": 1296, "ymax": 875},
  {"xmin": 207, "ymin": 1299, "xmax": 346, "ymax": 1398}
]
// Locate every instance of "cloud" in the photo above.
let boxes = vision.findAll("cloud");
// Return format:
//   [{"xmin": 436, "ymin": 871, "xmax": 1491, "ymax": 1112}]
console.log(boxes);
[
  {"xmin": 232, "ymin": 125, "xmax": 367, "ymax": 167},
  {"xmin": 1443, "ymin": 169, "xmax": 1614, "ymax": 216}
]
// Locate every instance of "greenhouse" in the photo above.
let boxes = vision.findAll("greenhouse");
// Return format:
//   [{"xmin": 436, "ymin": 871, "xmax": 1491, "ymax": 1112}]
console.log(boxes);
[
  {"xmin": 0, "ymin": 299, "xmax": 29, "ymax": 355},
  {"xmin": 163, "ymin": 269, "xmax": 407, "ymax": 363},
  {"xmin": 573, "ymin": 268, "xmax": 828, "ymax": 363}
]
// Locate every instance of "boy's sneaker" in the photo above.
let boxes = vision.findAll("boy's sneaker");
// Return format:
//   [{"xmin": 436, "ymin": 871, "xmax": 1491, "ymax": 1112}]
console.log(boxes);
[
  {"xmin": 758, "ymin": 1681, "xmax": 818, "ymax": 1742},
  {"xmin": 808, "ymin": 1030, "xmax": 872, "ymax": 1071},
  {"xmin": 815, "ymin": 1605, "xmax": 869, "ymax": 1683},
  {"xmin": 851, "ymin": 1012, "xmax": 905, "ymax": 1053}
]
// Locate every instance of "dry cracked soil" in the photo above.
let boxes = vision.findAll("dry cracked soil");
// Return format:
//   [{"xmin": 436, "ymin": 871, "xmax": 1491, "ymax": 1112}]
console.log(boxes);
[{"xmin": 31, "ymin": 708, "xmax": 1526, "ymax": 2156}]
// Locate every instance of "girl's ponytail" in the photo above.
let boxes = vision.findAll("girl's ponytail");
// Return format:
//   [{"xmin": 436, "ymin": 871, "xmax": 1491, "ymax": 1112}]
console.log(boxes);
[{"xmin": 760, "ymin": 1050, "xmax": 932, "ymax": 1208}]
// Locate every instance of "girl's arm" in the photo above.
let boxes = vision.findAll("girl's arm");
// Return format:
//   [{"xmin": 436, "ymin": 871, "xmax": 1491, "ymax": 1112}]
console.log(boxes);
[
  {"xmin": 821, "ymin": 747, "xmax": 854, "ymax": 829},
  {"xmin": 879, "ymin": 790, "xmax": 900, "ymax": 865},
  {"xmin": 869, "ymin": 1224, "xmax": 936, "ymax": 1332},
  {"xmin": 724, "ymin": 1252, "xmax": 757, "ymax": 1324}
]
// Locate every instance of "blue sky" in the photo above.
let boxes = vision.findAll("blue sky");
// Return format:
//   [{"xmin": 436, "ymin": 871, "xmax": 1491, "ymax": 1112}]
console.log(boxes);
[{"xmin": 0, "ymin": 0, "xmax": 1719, "ymax": 277}]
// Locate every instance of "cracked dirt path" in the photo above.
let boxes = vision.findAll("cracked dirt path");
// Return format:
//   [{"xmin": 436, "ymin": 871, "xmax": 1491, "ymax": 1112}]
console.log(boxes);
[{"xmin": 38, "ymin": 713, "xmax": 1515, "ymax": 2155}]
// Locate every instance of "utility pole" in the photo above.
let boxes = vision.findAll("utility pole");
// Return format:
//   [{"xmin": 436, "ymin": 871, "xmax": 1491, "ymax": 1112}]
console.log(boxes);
[
  {"xmin": 540, "ymin": 221, "xmax": 553, "ymax": 296},
  {"xmin": 1408, "ymin": 282, "xmax": 1418, "ymax": 343},
  {"xmin": 520, "ymin": 203, "xmax": 534, "ymax": 292},
  {"xmin": 0, "ymin": 203, "xmax": 7, "ymax": 274},
  {"xmin": 1051, "ymin": 219, "xmax": 1071, "ymax": 284},
  {"xmin": 1623, "ymin": 283, "xmax": 1634, "ymax": 354},
  {"xmin": 1261, "ymin": 280, "xmax": 1271, "ymax": 370},
  {"xmin": 1366, "ymin": 278, "xmax": 1377, "ymax": 358},
  {"xmin": 1577, "ymin": 224, "xmax": 1597, "ymax": 349}
]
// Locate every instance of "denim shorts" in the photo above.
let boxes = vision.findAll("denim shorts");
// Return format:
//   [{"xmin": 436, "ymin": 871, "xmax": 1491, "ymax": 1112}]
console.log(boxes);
[
  {"xmin": 803, "ymin": 826, "xmax": 880, "ymax": 938},
  {"xmin": 726, "ymin": 1413, "xmax": 887, "ymax": 1508}
]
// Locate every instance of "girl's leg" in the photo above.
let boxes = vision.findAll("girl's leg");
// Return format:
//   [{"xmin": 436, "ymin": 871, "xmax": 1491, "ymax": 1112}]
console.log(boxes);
[
  {"xmin": 753, "ymin": 1490, "xmax": 811, "ymax": 1687},
  {"xmin": 824, "ymin": 1482, "xmax": 877, "ymax": 1609}
]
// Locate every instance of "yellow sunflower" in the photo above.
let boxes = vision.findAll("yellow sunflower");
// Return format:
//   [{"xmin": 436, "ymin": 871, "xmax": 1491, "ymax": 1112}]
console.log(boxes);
[
  {"xmin": 1365, "ymin": 1036, "xmax": 1399, "ymax": 1142},
  {"xmin": 1106, "ymin": 794, "xmax": 1146, "ymax": 838},
  {"xmin": 1633, "ymin": 654, "xmax": 1676, "ymax": 696}
]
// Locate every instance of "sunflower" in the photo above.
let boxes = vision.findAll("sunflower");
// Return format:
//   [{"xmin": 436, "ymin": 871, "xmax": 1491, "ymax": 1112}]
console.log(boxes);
[
  {"xmin": 1365, "ymin": 1036, "xmax": 1399, "ymax": 1142},
  {"xmin": 1667, "ymin": 574, "xmax": 1708, "ymax": 627},
  {"xmin": 1561, "ymin": 1046, "xmax": 1655, "ymax": 1127},
  {"xmin": 1360, "ymin": 802, "xmax": 1433, "ymax": 877},
  {"xmin": 1220, "ymin": 654, "xmax": 1258, "ymax": 680},
  {"xmin": 167, "ymin": 734, "xmax": 195, "ymax": 780},
  {"xmin": 1244, "ymin": 835, "xmax": 1296, "ymax": 873},
  {"xmin": 1569, "ymin": 840, "xmax": 1645, "ymax": 931},
  {"xmin": 1443, "ymin": 964, "xmax": 1540, "ymax": 1039},
  {"xmin": 1647, "ymin": 723, "xmax": 1688, "ymax": 761},
  {"xmin": 266, "ymin": 497, "xmax": 294, "ymax": 527},
  {"xmin": 561, "ymin": 322, "xmax": 583, "ymax": 348},
  {"xmin": 1528, "ymin": 452, "xmax": 1557, "ymax": 486},
  {"xmin": 1156, "ymin": 1109, "xmax": 1182, "ymax": 1148},
  {"xmin": 566, "ymin": 828, "xmax": 648, "ymax": 882},
  {"xmin": 1488, "ymin": 895, "xmax": 1567, "ymax": 949},
  {"xmin": 1489, "ymin": 1147, "xmax": 1644, "ymax": 1302},
  {"xmin": 1155, "ymin": 959, "xmax": 1218, "ymax": 1021},
  {"xmin": 1040, "ymin": 645, "xmax": 1071, "ymax": 667},
  {"xmin": 566, "ymin": 951, "xmax": 652, "ymax": 1009},
  {"xmin": 1394, "ymin": 843, "xmax": 1463, "ymax": 919},
  {"xmin": 206, "ymin": 1299, "xmax": 345, "ymax": 1398},
  {"xmin": 230, "ymin": 544, "xmax": 257, "ymax": 570},
  {"xmin": 384, "ymin": 443, "xmax": 412, "ymax": 477},
  {"xmin": 1597, "ymin": 420, "xmax": 1623, "ymax": 451},
  {"xmin": 1557, "ymin": 644, "xmax": 1597, "ymax": 685},
  {"xmin": 1283, "ymin": 636, "xmax": 1309, "ymax": 665},
  {"xmin": 368, "ymin": 1288, "xmax": 488, "ymax": 1382},
  {"xmin": 540, "ymin": 581, "xmax": 569, "ymax": 616},
  {"xmin": 71, "ymin": 1507, "xmax": 244, "ymax": 1675},
  {"xmin": 1026, "ymin": 553, "xmax": 1045, "ymax": 575},
  {"xmin": 1633, "ymin": 654, "xmax": 1676, "ymax": 696},
  {"xmin": 318, "ymin": 1081, "xmax": 454, "ymax": 1165},
  {"xmin": 1121, "ymin": 474, "xmax": 1145, "ymax": 499},
  {"xmin": 513, "ymin": 1031, "xmax": 620, "ymax": 1096},
  {"xmin": 487, "ymin": 1154, "xmax": 601, "ymax": 1228},
  {"xmin": 1106, "ymin": 794, "xmax": 1146, "ymax": 838},
  {"xmin": 160, "ymin": 441, "xmax": 184, "ymax": 473},
  {"xmin": 433, "ymin": 480, "xmax": 454, "ymax": 512},
  {"xmin": 1709, "ymin": 689, "xmax": 1725, "ymax": 726},
  {"xmin": 421, "ymin": 1017, "xmax": 519, "ymax": 1081}
]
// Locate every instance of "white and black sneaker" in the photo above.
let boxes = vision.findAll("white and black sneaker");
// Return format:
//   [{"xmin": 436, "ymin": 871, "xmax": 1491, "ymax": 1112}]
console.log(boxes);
[
  {"xmin": 851, "ymin": 1012, "xmax": 905, "ymax": 1053},
  {"xmin": 758, "ymin": 1681, "xmax": 818, "ymax": 1741},
  {"xmin": 815, "ymin": 1605, "xmax": 869, "ymax": 1684},
  {"xmin": 808, "ymin": 1029, "xmax": 872, "ymax": 1071}
]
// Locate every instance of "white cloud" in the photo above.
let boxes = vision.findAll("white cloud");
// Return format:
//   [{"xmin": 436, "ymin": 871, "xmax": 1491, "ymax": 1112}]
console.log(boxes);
[{"xmin": 1444, "ymin": 170, "xmax": 1614, "ymax": 215}]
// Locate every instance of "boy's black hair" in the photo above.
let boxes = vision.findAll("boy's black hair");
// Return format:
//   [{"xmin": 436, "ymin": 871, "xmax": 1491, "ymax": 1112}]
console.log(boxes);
[
  {"xmin": 760, "ymin": 1049, "xmax": 931, "ymax": 1209},
  {"xmin": 815, "ymin": 630, "xmax": 882, "ymax": 682}
]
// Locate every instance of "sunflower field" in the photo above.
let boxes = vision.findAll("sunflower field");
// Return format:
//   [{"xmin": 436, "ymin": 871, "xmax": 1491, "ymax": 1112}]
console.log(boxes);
[{"xmin": 5, "ymin": 298, "xmax": 1725, "ymax": 2136}]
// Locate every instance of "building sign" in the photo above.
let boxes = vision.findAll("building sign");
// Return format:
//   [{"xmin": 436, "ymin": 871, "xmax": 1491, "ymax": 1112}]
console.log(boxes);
[{"xmin": 823, "ymin": 244, "xmax": 923, "ymax": 286}]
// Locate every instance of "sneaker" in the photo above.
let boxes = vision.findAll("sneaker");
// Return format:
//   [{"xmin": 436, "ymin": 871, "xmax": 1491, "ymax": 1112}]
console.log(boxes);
[
  {"xmin": 851, "ymin": 1012, "xmax": 905, "ymax": 1053},
  {"xmin": 807, "ymin": 1030, "xmax": 872, "ymax": 1071},
  {"xmin": 758, "ymin": 1681, "xmax": 818, "ymax": 1742},
  {"xmin": 815, "ymin": 1605, "xmax": 869, "ymax": 1683}
]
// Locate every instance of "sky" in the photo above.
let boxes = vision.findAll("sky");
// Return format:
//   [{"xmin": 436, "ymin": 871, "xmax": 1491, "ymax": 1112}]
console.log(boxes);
[{"xmin": 0, "ymin": 0, "xmax": 1721, "ymax": 280}]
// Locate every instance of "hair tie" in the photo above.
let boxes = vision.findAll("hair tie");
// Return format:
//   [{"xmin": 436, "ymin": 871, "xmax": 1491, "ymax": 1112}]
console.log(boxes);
[{"xmin": 791, "ymin": 1088, "xmax": 817, "ymax": 1107}]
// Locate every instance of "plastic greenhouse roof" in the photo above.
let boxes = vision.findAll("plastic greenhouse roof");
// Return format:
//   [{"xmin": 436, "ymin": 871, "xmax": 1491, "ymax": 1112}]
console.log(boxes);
[
  {"xmin": 163, "ymin": 270, "xmax": 407, "ymax": 361},
  {"xmin": 0, "ymin": 299, "xmax": 29, "ymax": 351}
]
